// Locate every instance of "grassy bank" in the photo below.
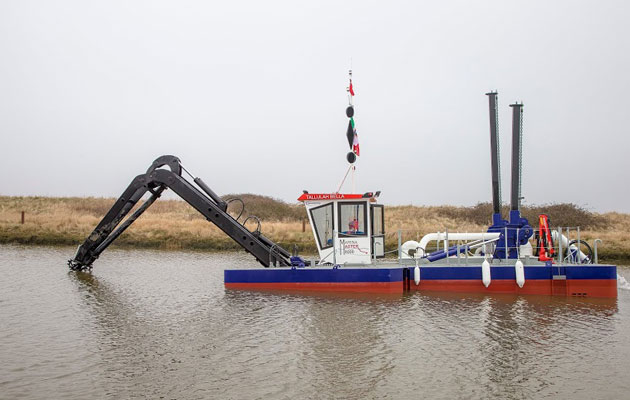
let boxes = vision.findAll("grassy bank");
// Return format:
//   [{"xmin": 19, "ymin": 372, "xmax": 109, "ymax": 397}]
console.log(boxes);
[{"xmin": 1, "ymin": 195, "xmax": 629, "ymax": 262}]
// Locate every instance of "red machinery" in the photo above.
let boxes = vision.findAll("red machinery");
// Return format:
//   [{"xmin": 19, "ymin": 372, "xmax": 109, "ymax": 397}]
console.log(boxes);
[{"xmin": 535, "ymin": 214, "xmax": 555, "ymax": 262}]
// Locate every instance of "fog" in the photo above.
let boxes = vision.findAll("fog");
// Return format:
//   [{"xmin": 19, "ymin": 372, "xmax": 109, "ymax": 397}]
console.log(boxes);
[{"xmin": 1, "ymin": 0, "xmax": 629, "ymax": 212}]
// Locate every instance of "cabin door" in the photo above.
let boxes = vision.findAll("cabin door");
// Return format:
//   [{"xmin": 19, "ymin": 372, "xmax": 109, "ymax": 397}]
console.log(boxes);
[
  {"xmin": 371, "ymin": 204, "xmax": 385, "ymax": 258},
  {"xmin": 334, "ymin": 201, "xmax": 372, "ymax": 264}
]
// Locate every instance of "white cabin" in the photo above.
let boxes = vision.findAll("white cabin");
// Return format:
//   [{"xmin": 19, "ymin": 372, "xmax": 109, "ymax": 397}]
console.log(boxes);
[{"xmin": 298, "ymin": 192, "xmax": 384, "ymax": 265}]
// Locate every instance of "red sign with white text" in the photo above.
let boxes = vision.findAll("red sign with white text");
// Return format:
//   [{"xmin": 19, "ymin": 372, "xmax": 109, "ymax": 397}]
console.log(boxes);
[{"xmin": 297, "ymin": 193, "xmax": 366, "ymax": 202}]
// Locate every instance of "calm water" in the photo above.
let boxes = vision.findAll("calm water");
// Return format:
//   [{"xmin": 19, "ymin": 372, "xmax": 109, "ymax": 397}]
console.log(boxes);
[{"xmin": 1, "ymin": 244, "xmax": 630, "ymax": 399}]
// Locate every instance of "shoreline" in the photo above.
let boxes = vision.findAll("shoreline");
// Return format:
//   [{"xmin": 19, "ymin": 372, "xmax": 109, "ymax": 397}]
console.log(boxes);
[
  {"xmin": 2, "ymin": 239, "xmax": 628, "ymax": 265},
  {"xmin": 2, "ymin": 195, "xmax": 629, "ymax": 264}
]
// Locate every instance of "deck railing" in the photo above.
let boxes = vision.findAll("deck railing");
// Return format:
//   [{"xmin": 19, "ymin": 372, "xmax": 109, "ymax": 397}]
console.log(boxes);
[{"xmin": 388, "ymin": 226, "xmax": 602, "ymax": 266}]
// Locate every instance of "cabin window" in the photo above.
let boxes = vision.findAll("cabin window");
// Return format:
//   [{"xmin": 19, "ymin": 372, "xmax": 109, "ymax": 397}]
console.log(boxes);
[
  {"xmin": 310, "ymin": 203, "xmax": 334, "ymax": 249},
  {"xmin": 372, "ymin": 205, "xmax": 384, "ymax": 235},
  {"xmin": 338, "ymin": 202, "xmax": 367, "ymax": 237}
]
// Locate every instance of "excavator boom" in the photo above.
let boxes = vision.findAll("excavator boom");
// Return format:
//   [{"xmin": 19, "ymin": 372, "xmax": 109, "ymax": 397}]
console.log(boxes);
[{"xmin": 68, "ymin": 155, "xmax": 292, "ymax": 271}]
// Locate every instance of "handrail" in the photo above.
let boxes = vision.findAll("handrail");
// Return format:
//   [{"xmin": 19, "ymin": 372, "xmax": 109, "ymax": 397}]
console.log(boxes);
[
  {"xmin": 394, "ymin": 225, "xmax": 599, "ymax": 265},
  {"xmin": 593, "ymin": 239, "xmax": 602, "ymax": 264}
]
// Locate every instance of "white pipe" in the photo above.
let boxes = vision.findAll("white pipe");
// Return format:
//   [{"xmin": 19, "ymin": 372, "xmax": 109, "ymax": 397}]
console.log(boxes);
[
  {"xmin": 401, "ymin": 236, "xmax": 501, "ymax": 259},
  {"xmin": 400, "ymin": 241, "xmax": 419, "ymax": 258},
  {"xmin": 552, "ymin": 231, "xmax": 588, "ymax": 262},
  {"xmin": 418, "ymin": 232, "xmax": 501, "ymax": 253}
]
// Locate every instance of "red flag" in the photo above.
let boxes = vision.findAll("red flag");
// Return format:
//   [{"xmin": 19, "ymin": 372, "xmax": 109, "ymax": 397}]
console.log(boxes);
[
  {"xmin": 352, "ymin": 132, "xmax": 360, "ymax": 156},
  {"xmin": 349, "ymin": 81, "xmax": 355, "ymax": 96}
]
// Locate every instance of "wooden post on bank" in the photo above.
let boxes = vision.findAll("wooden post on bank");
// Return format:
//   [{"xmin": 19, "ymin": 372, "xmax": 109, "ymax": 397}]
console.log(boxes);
[
  {"xmin": 302, "ymin": 218, "xmax": 306, "ymax": 232},
  {"xmin": 21, "ymin": 211, "xmax": 25, "ymax": 224}
]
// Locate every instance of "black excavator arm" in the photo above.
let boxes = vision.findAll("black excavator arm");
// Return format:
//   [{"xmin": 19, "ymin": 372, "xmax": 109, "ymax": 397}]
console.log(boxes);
[{"xmin": 68, "ymin": 155, "xmax": 292, "ymax": 271}]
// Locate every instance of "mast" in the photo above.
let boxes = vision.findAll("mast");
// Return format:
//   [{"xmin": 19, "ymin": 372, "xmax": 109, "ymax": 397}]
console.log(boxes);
[
  {"xmin": 509, "ymin": 102, "xmax": 523, "ymax": 212},
  {"xmin": 486, "ymin": 91, "xmax": 502, "ymax": 217},
  {"xmin": 338, "ymin": 69, "xmax": 360, "ymax": 192}
]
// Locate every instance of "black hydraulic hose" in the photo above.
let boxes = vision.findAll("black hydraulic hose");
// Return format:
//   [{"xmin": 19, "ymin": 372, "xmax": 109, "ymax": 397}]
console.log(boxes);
[
  {"xmin": 567, "ymin": 239, "xmax": 593, "ymax": 264},
  {"xmin": 225, "ymin": 198, "xmax": 245, "ymax": 221},
  {"xmin": 242, "ymin": 216, "xmax": 262, "ymax": 235}
]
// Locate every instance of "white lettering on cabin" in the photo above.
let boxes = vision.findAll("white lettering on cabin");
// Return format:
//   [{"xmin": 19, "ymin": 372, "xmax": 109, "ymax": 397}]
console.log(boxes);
[
  {"xmin": 305, "ymin": 193, "xmax": 346, "ymax": 200},
  {"xmin": 340, "ymin": 239, "xmax": 368, "ymax": 255}
]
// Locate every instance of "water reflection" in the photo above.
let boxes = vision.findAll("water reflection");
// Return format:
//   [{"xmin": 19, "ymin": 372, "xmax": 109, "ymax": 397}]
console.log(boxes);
[
  {"xmin": 69, "ymin": 271, "xmax": 173, "ymax": 398},
  {"xmin": 67, "ymin": 257, "xmax": 246, "ymax": 399},
  {"xmin": 217, "ymin": 289, "xmax": 403, "ymax": 398},
  {"xmin": 71, "ymin": 265, "xmax": 622, "ymax": 399},
  {"xmin": 2, "ymin": 245, "xmax": 628, "ymax": 400},
  {"xmin": 410, "ymin": 292, "xmax": 618, "ymax": 399}
]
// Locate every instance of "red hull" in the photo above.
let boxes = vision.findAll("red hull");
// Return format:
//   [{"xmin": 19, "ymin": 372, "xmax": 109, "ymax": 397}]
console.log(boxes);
[
  {"xmin": 409, "ymin": 279, "xmax": 617, "ymax": 298},
  {"xmin": 226, "ymin": 279, "xmax": 617, "ymax": 297},
  {"xmin": 225, "ymin": 281, "xmax": 403, "ymax": 294}
]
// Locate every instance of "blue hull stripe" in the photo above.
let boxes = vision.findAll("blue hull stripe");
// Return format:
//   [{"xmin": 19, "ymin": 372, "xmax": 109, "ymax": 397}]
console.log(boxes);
[
  {"xmin": 225, "ymin": 265, "xmax": 616, "ymax": 284},
  {"xmin": 564, "ymin": 265, "xmax": 617, "ymax": 280},
  {"xmin": 225, "ymin": 268, "xmax": 404, "ymax": 284},
  {"xmin": 420, "ymin": 265, "xmax": 616, "ymax": 280}
]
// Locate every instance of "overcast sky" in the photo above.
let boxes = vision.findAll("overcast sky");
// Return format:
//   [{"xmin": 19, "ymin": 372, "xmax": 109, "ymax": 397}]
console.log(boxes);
[{"xmin": 1, "ymin": 0, "xmax": 629, "ymax": 213}]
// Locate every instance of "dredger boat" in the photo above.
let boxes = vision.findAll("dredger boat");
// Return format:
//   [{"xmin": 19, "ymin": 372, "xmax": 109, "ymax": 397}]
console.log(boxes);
[{"xmin": 68, "ymin": 77, "xmax": 617, "ymax": 298}]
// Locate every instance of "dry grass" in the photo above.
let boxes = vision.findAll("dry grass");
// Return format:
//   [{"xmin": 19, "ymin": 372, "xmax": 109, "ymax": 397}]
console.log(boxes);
[
  {"xmin": 0, "ymin": 195, "xmax": 313, "ymax": 252},
  {"xmin": 1, "ymin": 195, "xmax": 628, "ymax": 261}
]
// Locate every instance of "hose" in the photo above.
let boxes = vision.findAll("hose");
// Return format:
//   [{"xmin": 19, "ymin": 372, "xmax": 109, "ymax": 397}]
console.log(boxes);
[
  {"xmin": 567, "ymin": 239, "xmax": 593, "ymax": 264},
  {"xmin": 243, "ymin": 216, "xmax": 262, "ymax": 235},
  {"xmin": 225, "ymin": 198, "xmax": 245, "ymax": 221}
]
